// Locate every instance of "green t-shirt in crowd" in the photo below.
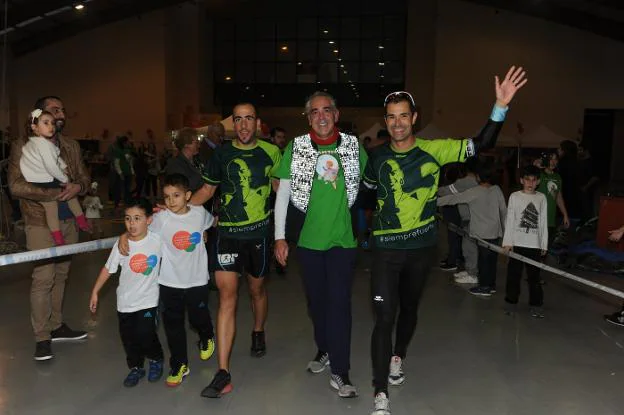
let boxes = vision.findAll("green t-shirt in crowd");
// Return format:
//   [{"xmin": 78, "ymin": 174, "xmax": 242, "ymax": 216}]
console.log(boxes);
[
  {"xmin": 274, "ymin": 140, "xmax": 368, "ymax": 250},
  {"xmin": 363, "ymin": 138, "xmax": 468, "ymax": 249},
  {"xmin": 537, "ymin": 171, "xmax": 562, "ymax": 227},
  {"xmin": 203, "ymin": 140, "xmax": 281, "ymax": 239}
]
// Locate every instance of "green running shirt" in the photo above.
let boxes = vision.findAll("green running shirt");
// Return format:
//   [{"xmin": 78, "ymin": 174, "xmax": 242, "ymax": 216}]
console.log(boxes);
[
  {"xmin": 203, "ymin": 140, "xmax": 281, "ymax": 239},
  {"xmin": 363, "ymin": 139, "xmax": 468, "ymax": 249}
]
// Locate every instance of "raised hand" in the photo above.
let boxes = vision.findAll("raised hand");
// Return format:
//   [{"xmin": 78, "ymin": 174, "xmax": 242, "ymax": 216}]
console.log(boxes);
[{"xmin": 495, "ymin": 66, "xmax": 527, "ymax": 107}]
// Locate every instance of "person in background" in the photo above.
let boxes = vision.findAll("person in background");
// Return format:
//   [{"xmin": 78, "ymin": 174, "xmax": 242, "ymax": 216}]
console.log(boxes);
[
  {"xmin": 557, "ymin": 140, "xmax": 584, "ymax": 223},
  {"xmin": 603, "ymin": 225, "xmax": 624, "ymax": 326},
  {"xmin": 199, "ymin": 121, "xmax": 225, "ymax": 165},
  {"xmin": 502, "ymin": 165, "xmax": 548, "ymax": 318},
  {"xmin": 112, "ymin": 135, "xmax": 134, "ymax": 210},
  {"xmin": 536, "ymin": 151, "xmax": 570, "ymax": 247},
  {"xmin": 438, "ymin": 157, "xmax": 480, "ymax": 283},
  {"xmin": 83, "ymin": 182, "xmax": 104, "ymax": 239},
  {"xmin": 8, "ymin": 95, "xmax": 90, "ymax": 361},
  {"xmin": 270, "ymin": 127, "xmax": 288, "ymax": 151},
  {"xmin": 145, "ymin": 142, "xmax": 160, "ymax": 201},
  {"xmin": 438, "ymin": 162, "xmax": 507, "ymax": 296}
]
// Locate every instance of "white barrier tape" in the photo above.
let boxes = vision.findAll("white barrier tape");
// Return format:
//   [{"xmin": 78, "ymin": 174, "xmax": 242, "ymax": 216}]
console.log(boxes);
[
  {"xmin": 0, "ymin": 237, "xmax": 117, "ymax": 266},
  {"xmin": 444, "ymin": 221, "xmax": 624, "ymax": 300}
]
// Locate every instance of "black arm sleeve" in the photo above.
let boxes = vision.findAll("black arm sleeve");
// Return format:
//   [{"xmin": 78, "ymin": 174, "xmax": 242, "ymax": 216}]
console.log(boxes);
[{"xmin": 471, "ymin": 118, "xmax": 504, "ymax": 153}]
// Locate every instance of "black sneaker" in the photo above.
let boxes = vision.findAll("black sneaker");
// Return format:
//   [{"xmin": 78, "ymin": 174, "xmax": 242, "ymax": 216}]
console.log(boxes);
[
  {"xmin": 605, "ymin": 311, "xmax": 624, "ymax": 327},
  {"xmin": 201, "ymin": 369, "xmax": 233, "ymax": 398},
  {"xmin": 250, "ymin": 331, "xmax": 266, "ymax": 357},
  {"xmin": 34, "ymin": 340, "xmax": 53, "ymax": 361},
  {"xmin": 329, "ymin": 373, "xmax": 358, "ymax": 398},
  {"xmin": 50, "ymin": 323, "xmax": 87, "ymax": 342}
]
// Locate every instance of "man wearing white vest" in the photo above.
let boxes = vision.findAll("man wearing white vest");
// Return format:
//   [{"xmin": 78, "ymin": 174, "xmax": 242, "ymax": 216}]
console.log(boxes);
[{"xmin": 274, "ymin": 91, "xmax": 367, "ymax": 398}]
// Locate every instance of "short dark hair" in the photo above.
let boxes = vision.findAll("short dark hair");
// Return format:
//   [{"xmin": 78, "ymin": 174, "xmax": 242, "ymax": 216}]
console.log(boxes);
[
  {"xmin": 270, "ymin": 127, "xmax": 285, "ymax": 137},
  {"xmin": 124, "ymin": 198, "xmax": 154, "ymax": 217},
  {"xmin": 164, "ymin": 173, "xmax": 190, "ymax": 192},
  {"xmin": 33, "ymin": 96, "xmax": 62, "ymax": 110},
  {"xmin": 233, "ymin": 102, "xmax": 258, "ymax": 117},
  {"xmin": 521, "ymin": 165, "xmax": 541, "ymax": 179},
  {"xmin": 476, "ymin": 162, "xmax": 496, "ymax": 184},
  {"xmin": 173, "ymin": 127, "xmax": 197, "ymax": 151},
  {"xmin": 464, "ymin": 157, "xmax": 478, "ymax": 174}
]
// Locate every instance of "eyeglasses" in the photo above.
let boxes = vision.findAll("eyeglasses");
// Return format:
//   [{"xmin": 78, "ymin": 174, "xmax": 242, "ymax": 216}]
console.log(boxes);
[{"xmin": 383, "ymin": 91, "xmax": 416, "ymax": 107}]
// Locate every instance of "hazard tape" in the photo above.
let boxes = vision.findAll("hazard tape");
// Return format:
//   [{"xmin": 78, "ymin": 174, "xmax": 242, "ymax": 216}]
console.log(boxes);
[
  {"xmin": 444, "ymin": 221, "xmax": 624, "ymax": 300},
  {"xmin": 0, "ymin": 237, "xmax": 117, "ymax": 266}
]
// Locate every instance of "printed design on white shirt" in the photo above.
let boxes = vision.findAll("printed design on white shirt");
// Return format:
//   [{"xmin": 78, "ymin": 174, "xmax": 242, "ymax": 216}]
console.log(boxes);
[
  {"xmin": 316, "ymin": 154, "xmax": 340, "ymax": 189},
  {"xmin": 519, "ymin": 202, "xmax": 539, "ymax": 233},
  {"xmin": 218, "ymin": 253, "xmax": 239, "ymax": 266},
  {"xmin": 172, "ymin": 230, "xmax": 202, "ymax": 252},
  {"xmin": 129, "ymin": 253, "xmax": 159, "ymax": 275}
]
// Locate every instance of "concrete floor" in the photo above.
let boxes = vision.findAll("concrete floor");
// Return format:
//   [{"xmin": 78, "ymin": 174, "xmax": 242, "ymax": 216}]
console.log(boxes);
[{"xmin": 2, "ymin": 226, "xmax": 624, "ymax": 415}]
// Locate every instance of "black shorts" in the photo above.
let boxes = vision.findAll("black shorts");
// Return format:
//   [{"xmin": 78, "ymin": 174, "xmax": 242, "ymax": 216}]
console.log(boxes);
[{"xmin": 211, "ymin": 235, "xmax": 270, "ymax": 278}]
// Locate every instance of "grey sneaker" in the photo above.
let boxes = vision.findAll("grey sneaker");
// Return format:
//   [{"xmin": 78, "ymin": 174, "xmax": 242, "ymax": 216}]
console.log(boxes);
[
  {"xmin": 388, "ymin": 356, "xmax": 405, "ymax": 386},
  {"xmin": 530, "ymin": 307, "xmax": 545, "ymax": 319},
  {"xmin": 372, "ymin": 392, "xmax": 391, "ymax": 415},
  {"xmin": 307, "ymin": 351, "xmax": 330, "ymax": 374},
  {"xmin": 329, "ymin": 374, "xmax": 358, "ymax": 398}
]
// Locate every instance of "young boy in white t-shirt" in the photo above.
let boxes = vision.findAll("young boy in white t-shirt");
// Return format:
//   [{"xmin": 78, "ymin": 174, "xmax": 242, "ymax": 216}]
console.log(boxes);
[
  {"xmin": 90, "ymin": 198, "xmax": 164, "ymax": 387},
  {"xmin": 120, "ymin": 173, "xmax": 216, "ymax": 387}
]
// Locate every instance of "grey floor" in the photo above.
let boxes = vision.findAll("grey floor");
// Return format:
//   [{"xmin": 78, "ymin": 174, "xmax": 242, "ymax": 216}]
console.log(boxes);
[{"xmin": 2, "ymin": 227, "xmax": 624, "ymax": 415}]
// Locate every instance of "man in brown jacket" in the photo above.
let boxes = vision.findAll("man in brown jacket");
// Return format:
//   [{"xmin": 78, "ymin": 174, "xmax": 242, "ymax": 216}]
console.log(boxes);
[{"xmin": 8, "ymin": 96, "xmax": 91, "ymax": 361}]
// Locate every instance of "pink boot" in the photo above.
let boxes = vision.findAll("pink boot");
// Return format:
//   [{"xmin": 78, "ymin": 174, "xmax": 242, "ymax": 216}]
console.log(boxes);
[
  {"xmin": 51, "ymin": 230, "xmax": 66, "ymax": 246},
  {"xmin": 75, "ymin": 214, "xmax": 92, "ymax": 232}
]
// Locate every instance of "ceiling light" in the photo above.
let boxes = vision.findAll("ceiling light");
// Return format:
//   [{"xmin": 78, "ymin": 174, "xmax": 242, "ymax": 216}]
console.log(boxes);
[
  {"xmin": 280, "ymin": 45, "xmax": 288, "ymax": 51},
  {"xmin": 74, "ymin": 3, "xmax": 85, "ymax": 10},
  {"xmin": 333, "ymin": 49, "xmax": 339, "ymax": 53},
  {"xmin": 297, "ymin": 62, "xmax": 302, "ymax": 65},
  {"xmin": 337, "ymin": 58, "xmax": 342, "ymax": 62},
  {"xmin": 340, "ymin": 64, "xmax": 344, "ymax": 68},
  {"xmin": 225, "ymin": 76, "xmax": 232, "ymax": 81},
  {"xmin": 378, "ymin": 45, "xmax": 384, "ymax": 49},
  {"xmin": 343, "ymin": 70, "xmax": 348, "ymax": 74},
  {"xmin": 323, "ymin": 30, "xmax": 329, "ymax": 34},
  {"xmin": 378, "ymin": 62, "xmax": 385, "ymax": 66},
  {"xmin": 329, "ymin": 41, "xmax": 335, "ymax": 44}
]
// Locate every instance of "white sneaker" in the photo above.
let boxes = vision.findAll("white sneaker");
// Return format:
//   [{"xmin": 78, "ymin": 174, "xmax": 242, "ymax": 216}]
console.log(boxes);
[
  {"xmin": 388, "ymin": 356, "xmax": 405, "ymax": 386},
  {"xmin": 453, "ymin": 270, "xmax": 468, "ymax": 278},
  {"xmin": 371, "ymin": 392, "xmax": 391, "ymax": 415},
  {"xmin": 454, "ymin": 274, "xmax": 478, "ymax": 284}
]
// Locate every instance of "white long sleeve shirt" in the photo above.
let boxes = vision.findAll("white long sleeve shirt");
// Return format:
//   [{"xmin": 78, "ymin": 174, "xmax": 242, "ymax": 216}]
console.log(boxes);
[
  {"xmin": 20, "ymin": 136, "xmax": 69, "ymax": 183},
  {"xmin": 502, "ymin": 191, "xmax": 548, "ymax": 251}
]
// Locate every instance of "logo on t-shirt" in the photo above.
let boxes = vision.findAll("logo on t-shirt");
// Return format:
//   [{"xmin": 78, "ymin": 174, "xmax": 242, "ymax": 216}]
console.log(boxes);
[
  {"xmin": 129, "ymin": 253, "xmax": 159, "ymax": 275},
  {"xmin": 316, "ymin": 154, "xmax": 339, "ymax": 189},
  {"xmin": 172, "ymin": 231, "xmax": 202, "ymax": 252}
]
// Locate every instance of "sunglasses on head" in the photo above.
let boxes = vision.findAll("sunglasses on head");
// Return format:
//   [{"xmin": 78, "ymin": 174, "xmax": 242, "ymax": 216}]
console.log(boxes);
[{"xmin": 383, "ymin": 91, "xmax": 416, "ymax": 107}]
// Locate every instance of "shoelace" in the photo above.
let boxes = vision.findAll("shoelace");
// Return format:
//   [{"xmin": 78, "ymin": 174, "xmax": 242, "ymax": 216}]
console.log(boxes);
[{"xmin": 389, "ymin": 359, "xmax": 402, "ymax": 377}]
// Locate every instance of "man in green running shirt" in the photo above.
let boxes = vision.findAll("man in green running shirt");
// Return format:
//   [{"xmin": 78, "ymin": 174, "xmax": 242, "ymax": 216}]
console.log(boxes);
[
  {"xmin": 364, "ymin": 66, "xmax": 527, "ymax": 415},
  {"xmin": 191, "ymin": 102, "xmax": 281, "ymax": 398}
]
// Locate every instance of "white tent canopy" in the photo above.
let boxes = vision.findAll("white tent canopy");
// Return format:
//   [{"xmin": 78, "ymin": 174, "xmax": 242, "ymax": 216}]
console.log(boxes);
[
  {"xmin": 195, "ymin": 115, "xmax": 234, "ymax": 136},
  {"xmin": 415, "ymin": 123, "xmax": 450, "ymax": 140},
  {"xmin": 519, "ymin": 125, "xmax": 567, "ymax": 149}
]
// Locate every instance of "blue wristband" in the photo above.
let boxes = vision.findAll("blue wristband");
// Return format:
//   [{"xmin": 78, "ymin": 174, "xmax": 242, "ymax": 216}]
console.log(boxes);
[{"xmin": 490, "ymin": 104, "xmax": 508, "ymax": 122}]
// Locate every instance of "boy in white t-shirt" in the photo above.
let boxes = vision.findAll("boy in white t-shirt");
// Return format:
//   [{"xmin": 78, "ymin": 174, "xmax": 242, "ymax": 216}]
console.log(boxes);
[
  {"xmin": 89, "ymin": 199, "xmax": 164, "ymax": 387},
  {"xmin": 502, "ymin": 165, "xmax": 548, "ymax": 318},
  {"xmin": 120, "ymin": 173, "xmax": 216, "ymax": 387}
]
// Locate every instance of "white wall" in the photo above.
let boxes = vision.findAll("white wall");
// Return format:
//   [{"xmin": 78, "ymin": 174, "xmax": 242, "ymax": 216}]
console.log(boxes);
[{"xmin": 431, "ymin": 0, "xmax": 624, "ymax": 141}]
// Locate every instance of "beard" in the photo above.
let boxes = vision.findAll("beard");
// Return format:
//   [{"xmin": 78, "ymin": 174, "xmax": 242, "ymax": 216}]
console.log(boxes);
[{"xmin": 54, "ymin": 119, "xmax": 65, "ymax": 133}]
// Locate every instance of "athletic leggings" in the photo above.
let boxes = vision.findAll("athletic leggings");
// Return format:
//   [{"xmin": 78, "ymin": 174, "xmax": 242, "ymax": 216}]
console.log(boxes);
[{"xmin": 371, "ymin": 246, "xmax": 434, "ymax": 393}]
